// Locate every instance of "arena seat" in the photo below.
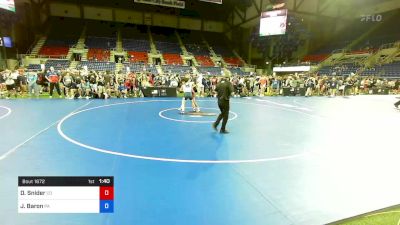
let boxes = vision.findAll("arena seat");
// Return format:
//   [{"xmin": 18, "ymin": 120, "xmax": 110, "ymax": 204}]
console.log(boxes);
[
  {"xmin": 228, "ymin": 67, "xmax": 250, "ymax": 76},
  {"xmin": 45, "ymin": 60, "xmax": 70, "ymax": 70},
  {"xmin": 185, "ymin": 43, "xmax": 210, "ymax": 56},
  {"xmin": 318, "ymin": 63, "xmax": 359, "ymax": 76},
  {"xmin": 223, "ymin": 57, "xmax": 243, "ymax": 66},
  {"xmin": 195, "ymin": 55, "xmax": 214, "ymax": 66},
  {"xmin": 361, "ymin": 61, "xmax": 400, "ymax": 77},
  {"xmin": 155, "ymin": 42, "xmax": 182, "ymax": 54},
  {"xmin": 85, "ymin": 37, "xmax": 116, "ymax": 49},
  {"xmin": 302, "ymin": 54, "xmax": 329, "ymax": 62},
  {"xmin": 27, "ymin": 64, "xmax": 41, "ymax": 70},
  {"xmin": 127, "ymin": 51, "xmax": 148, "ymax": 63},
  {"xmin": 197, "ymin": 66, "xmax": 222, "ymax": 76},
  {"xmin": 78, "ymin": 61, "xmax": 116, "ymax": 71},
  {"xmin": 162, "ymin": 65, "xmax": 192, "ymax": 75},
  {"xmin": 123, "ymin": 39, "xmax": 150, "ymax": 52},
  {"xmin": 38, "ymin": 46, "xmax": 69, "ymax": 58},
  {"xmin": 87, "ymin": 49, "xmax": 110, "ymax": 61},
  {"xmin": 123, "ymin": 63, "xmax": 158, "ymax": 74},
  {"xmin": 163, "ymin": 53, "xmax": 183, "ymax": 65}
]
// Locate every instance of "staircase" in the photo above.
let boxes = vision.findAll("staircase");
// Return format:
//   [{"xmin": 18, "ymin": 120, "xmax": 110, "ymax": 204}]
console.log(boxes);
[
  {"xmin": 202, "ymin": 37, "xmax": 224, "ymax": 66},
  {"xmin": 31, "ymin": 36, "xmax": 47, "ymax": 55},
  {"xmin": 192, "ymin": 66, "xmax": 198, "ymax": 74},
  {"xmin": 69, "ymin": 60, "xmax": 79, "ymax": 69},
  {"xmin": 81, "ymin": 49, "xmax": 88, "ymax": 61},
  {"xmin": 175, "ymin": 31, "xmax": 188, "ymax": 55},
  {"xmin": 110, "ymin": 51, "xmax": 115, "ymax": 63},
  {"xmin": 364, "ymin": 42, "xmax": 400, "ymax": 67},
  {"xmin": 223, "ymin": 67, "xmax": 231, "ymax": 77},
  {"xmin": 232, "ymin": 50, "xmax": 246, "ymax": 66},
  {"xmin": 313, "ymin": 49, "xmax": 346, "ymax": 72},
  {"xmin": 148, "ymin": 26, "xmax": 158, "ymax": 54},
  {"xmin": 76, "ymin": 25, "xmax": 87, "ymax": 49},
  {"xmin": 69, "ymin": 25, "xmax": 87, "ymax": 68},
  {"xmin": 115, "ymin": 63, "xmax": 123, "ymax": 72},
  {"xmin": 66, "ymin": 48, "xmax": 74, "ymax": 60},
  {"xmin": 381, "ymin": 42, "xmax": 400, "ymax": 64},
  {"xmin": 160, "ymin": 56, "xmax": 165, "ymax": 65},
  {"xmin": 116, "ymin": 28, "xmax": 123, "ymax": 52},
  {"xmin": 156, "ymin": 64, "xmax": 163, "ymax": 75}
]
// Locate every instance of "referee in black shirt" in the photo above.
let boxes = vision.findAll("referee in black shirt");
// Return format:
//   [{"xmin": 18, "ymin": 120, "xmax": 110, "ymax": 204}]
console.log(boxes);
[{"xmin": 213, "ymin": 76, "xmax": 234, "ymax": 134}]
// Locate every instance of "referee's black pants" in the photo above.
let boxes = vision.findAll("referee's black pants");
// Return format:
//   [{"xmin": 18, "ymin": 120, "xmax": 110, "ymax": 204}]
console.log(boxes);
[
  {"xmin": 215, "ymin": 99, "xmax": 230, "ymax": 131},
  {"xmin": 49, "ymin": 82, "xmax": 61, "ymax": 96}
]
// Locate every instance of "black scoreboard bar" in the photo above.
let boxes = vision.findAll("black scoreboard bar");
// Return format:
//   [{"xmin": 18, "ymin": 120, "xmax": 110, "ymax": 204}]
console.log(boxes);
[{"xmin": 18, "ymin": 176, "xmax": 114, "ymax": 186}]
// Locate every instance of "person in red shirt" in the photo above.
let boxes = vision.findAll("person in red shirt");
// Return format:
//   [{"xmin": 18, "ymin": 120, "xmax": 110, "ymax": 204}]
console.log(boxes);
[{"xmin": 46, "ymin": 66, "xmax": 62, "ymax": 98}]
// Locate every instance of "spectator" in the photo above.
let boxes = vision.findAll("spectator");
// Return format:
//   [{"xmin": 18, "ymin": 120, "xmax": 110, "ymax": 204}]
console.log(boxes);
[
  {"xmin": 26, "ymin": 69, "xmax": 39, "ymax": 98},
  {"xmin": 46, "ymin": 66, "xmax": 62, "ymax": 98}
]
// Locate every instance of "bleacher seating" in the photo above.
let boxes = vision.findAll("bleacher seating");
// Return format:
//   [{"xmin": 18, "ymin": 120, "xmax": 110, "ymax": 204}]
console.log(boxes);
[
  {"xmin": 123, "ymin": 63, "xmax": 158, "ymax": 74},
  {"xmin": 228, "ymin": 67, "xmax": 250, "ymax": 76},
  {"xmin": 38, "ymin": 46, "xmax": 69, "ymax": 58},
  {"xmin": 202, "ymin": 32, "xmax": 242, "ymax": 66},
  {"xmin": 27, "ymin": 64, "xmax": 41, "ymax": 70},
  {"xmin": 31, "ymin": 20, "xmax": 252, "ymax": 72},
  {"xmin": 124, "ymin": 62, "xmax": 145, "ymax": 72},
  {"xmin": 127, "ymin": 51, "xmax": 148, "ymax": 63},
  {"xmin": 197, "ymin": 66, "xmax": 222, "ymax": 76},
  {"xmin": 123, "ymin": 39, "xmax": 150, "ymax": 52},
  {"xmin": 45, "ymin": 60, "xmax": 70, "ymax": 70},
  {"xmin": 78, "ymin": 61, "xmax": 116, "ymax": 71},
  {"xmin": 145, "ymin": 65, "xmax": 158, "ymax": 75},
  {"xmin": 162, "ymin": 65, "xmax": 192, "ymax": 75},
  {"xmin": 212, "ymin": 45, "xmax": 235, "ymax": 57},
  {"xmin": 302, "ymin": 54, "xmax": 329, "ymax": 62},
  {"xmin": 361, "ymin": 61, "xmax": 400, "ymax": 77},
  {"xmin": 318, "ymin": 63, "xmax": 359, "ymax": 76},
  {"xmin": 37, "ymin": 18, "xmax": 82, "ymax": 58},
  {"xmin": 185, "ymin": 44, "xmax": 210, "ymax": 56},
  {"xmin": 85, "ymin": 37, "xmax": 116, "ymax": 49},
  {"xmin": 163, "ymin": 53, "xmax": 183, "ymax": 65},
  {"xmin": 155, "ymin": 42, "xmax": 182, "ymax": 54},
  {"xmin": 195, "ymin": 55, "xmax": 214, "ymax": 66},
  {"xmin": 87, "ymin": 49, "xmax": 110, "ymax": 61},
  {"xmin": 223, "ymin": 57, "xmax": 243, "ymax": 66}
]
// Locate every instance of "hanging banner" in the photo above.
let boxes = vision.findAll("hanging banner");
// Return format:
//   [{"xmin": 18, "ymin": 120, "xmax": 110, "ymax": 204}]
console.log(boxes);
[{"xmin": 134, "ymin": 0, "xmax": 185, "ymax": 9}]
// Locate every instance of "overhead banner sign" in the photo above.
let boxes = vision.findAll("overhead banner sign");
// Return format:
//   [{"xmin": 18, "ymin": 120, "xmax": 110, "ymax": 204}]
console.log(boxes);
[
  {"xmin": 134, "ymin": 0, "xmax": 185, "ymax": 9},
  {"xmin": 199, "ymin": 0, "xmax": 223, "ymax": 4}
]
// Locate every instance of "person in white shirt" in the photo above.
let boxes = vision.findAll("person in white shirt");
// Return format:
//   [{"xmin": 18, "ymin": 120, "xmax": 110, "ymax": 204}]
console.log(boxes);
[
  {"xmin": 196, "ymin": 74, "xmax": 205, "ymax": 97},
  {"xmin": 5, "ymin": 70, "xmax": 17, "ymax": 99},
  {"xmin": 179, "ymin": 78, "xmax": 200, "ymax": 113}
]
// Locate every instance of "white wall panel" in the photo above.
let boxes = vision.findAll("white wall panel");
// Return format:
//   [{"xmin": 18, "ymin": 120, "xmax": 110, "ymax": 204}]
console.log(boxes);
[
  {"xmin": 153, "ymin": 14, "xmax": 178, "ymax": 28},
  {"xmin": 49, "ymin": 3, "xmax": 80, "ymax": 18},
  {"xmin": 83, "ymin": 6, "xmax": 112, "ymax": 21},
  {"xmin": 115, "ymin": 9, "xmax": 143, "ymax": 24}
]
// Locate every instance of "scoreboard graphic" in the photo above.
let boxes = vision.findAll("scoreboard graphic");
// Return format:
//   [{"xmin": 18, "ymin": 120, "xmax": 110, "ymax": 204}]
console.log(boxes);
[{"xmin": 18, "ymin": 176, "xmax": 114, "ymax": 213}]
